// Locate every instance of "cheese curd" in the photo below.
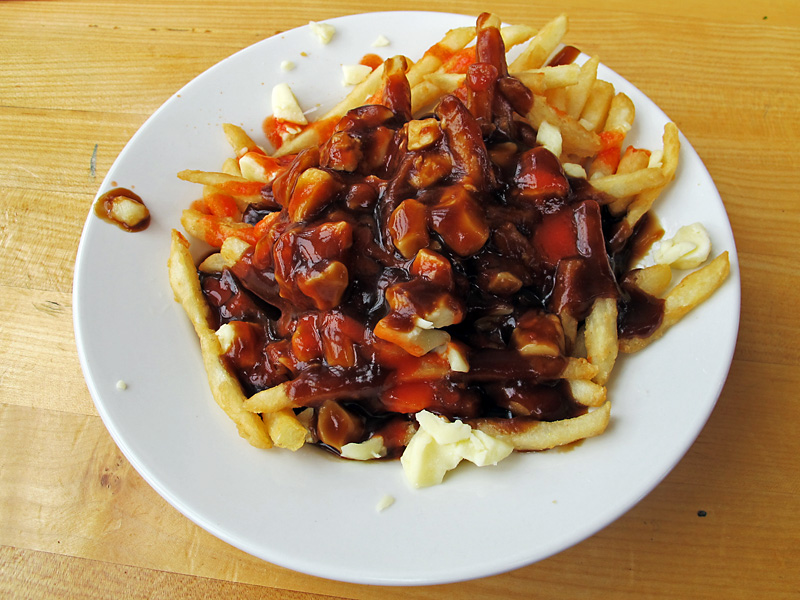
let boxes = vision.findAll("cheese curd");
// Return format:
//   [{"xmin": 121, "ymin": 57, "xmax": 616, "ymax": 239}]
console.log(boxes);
[
  {"xmin": 654, "ymin": 223, "xmax": 711, "ymax": 269},
  {"xmin": 401, "ymin": 411, "xmax": 513, "ymax": 488},
  {"xmin": 309, "ymin": 21, "xmax": 335, "ymax": 45}
]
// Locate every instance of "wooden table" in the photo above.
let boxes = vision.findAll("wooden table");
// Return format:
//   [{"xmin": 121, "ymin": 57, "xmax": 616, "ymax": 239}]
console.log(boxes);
[{"xmin": 2, "ymin": 0, "xmax": 798, "ymax": 597}]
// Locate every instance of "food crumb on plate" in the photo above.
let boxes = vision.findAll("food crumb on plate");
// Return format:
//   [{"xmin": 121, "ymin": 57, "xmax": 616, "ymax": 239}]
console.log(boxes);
[
  {"xmin": 116, "ymin": 380, "xmax": 128, "ymax": 391},
  {"xmin": 376, "ymin": 494, "xmax": 395, "ymax": 512}
]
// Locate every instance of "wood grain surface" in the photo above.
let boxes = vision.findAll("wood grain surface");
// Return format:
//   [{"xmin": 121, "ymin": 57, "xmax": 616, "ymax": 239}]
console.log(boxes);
[{"xmin": 1, "ymin": 0, "xmax": 799, "ymax": 597}]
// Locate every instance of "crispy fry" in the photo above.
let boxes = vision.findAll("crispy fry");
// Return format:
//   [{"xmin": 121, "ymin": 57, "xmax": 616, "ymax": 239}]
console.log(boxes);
[
  {"xmin": 222, "ymin": 123, "xmax": 264, "ymax": 157},
  {"xmin": 620, "ymin": 252, "xmax": 730, "ymax": 353},
  {"xmin": 512, "ymin": 64, "xmax": 581, "ymax": 93},
  {"xmin": 579, "ymin": 79, "xmax": 614, "ymax": 132},
  {"xmin": 584, "ymin": 297, "xmax": 618, "ymax": 385},
  {"xmin": 589, "ymin": 167, "xmax": 667, "ymax": 199},
  {"xmin": 508, "ymin": 14, "xmax": 569, "ymax": 71},
  {"xmin": 566, "ymin": 55, "xmax": 599, "ymax": 118},
  {"xmin": 527, "ymin": 95, "xmax": 601, "ymax": 157},
  {"xmin": 242, "ymin": 381, "xmax": 296, "ymax": 413},
  {"xmin": 168, "ymin": 230, "xmax": 272, "ymax": 448},
  {"xmin": 561, "ymin": 357, "xmax": 600, "ymax": 381},
  {"xmin": 607, "ymin": 147, "xmax": 653, "ymax": 215},
  {"xmin": 627, "ymin": 264, "xmax": 673, "ymax": 297},
  {"xmin": 472, "ymin": 401, "xmax": 611, "ymax": 451},
  {"xmin": 622, "ymin": 122, "xmax": 681, "ymax": 230},
  {"xmin": 567, "ymin": 379, "xmax": 607, "ymax": 407},
  {"xmin": 178, "ymin": 169, "xmax": 263, "ymax": 202},
  {"xmin": 263, "ymin": 409, "xmax": 308, "ymax": 451},
  {"xmin": 406, "ymin": 27, "xmax": 476, "ymax": 87}
]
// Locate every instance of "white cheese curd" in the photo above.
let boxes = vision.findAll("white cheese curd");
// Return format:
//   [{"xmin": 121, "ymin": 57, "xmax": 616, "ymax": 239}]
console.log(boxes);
[
  {"xmin": 372, "ymin": 34, "xmax": 390, "ymax": 47},
  {"xmin": 271, "ymin": 82, "xmax": 308, "ymax": 125},
  {"xmin": 375, "ymin": 494, "xmax": 395, "ymax": 512},
  {"xmin": 401, "ymin": 411, "xmax": 513, "ymax": 488},
  {"xmin": 309, "ymin": 21, "xmax": 335, "ymax": 44},
  {"xmin": 340, "ymin": 435, "xmax": 387, "ymax": 460},
  {"xmin": 654, "ymin": 223, "xmax": 711, "ymax": 269},
  {"xmin": 536, "ymin": 121, "xmax": 562, "ymax": 158},
  {"xmin": 562, "ymin": 162, "xmax": 587, "ymax": 178}
]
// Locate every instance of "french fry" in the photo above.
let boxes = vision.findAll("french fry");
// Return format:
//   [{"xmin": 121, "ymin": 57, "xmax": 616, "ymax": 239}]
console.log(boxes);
[
  {"xmin": 508, "ymin": 14, "xmax": 569, "ymax": 71},
  {"xmin": 198, "ymin": 252, "xmax": 226, "ymax": 273},
  {"xmin": 627, "ymin": 264, "xmax": 673, "ymax": 297},
  {"xmin": 472, "ymin": 401, "xmax": 611, "ymax": 451},
  {"xmin": 263, "ymin": 409, "xmax": 308, "ymax": 451},
  {"xmin": 177, "ymin": 169, "xmax": 263, "ymax": 202},
  {"xmin": 222, "ymin": 123, "xmax": 264, "ymax": 157},
  {"xmin": 566, "ymin": 55, "xmax": 599, "ymax": 118},
  {"xmin": 406, "ymin": 26, "xmax": 476, "ymax": 88},
  {"xmin": 499, "ymin": 24, "xmax": 537, "ymax": 48},
  {"xmin": 584, "ymin": 297, "xmax": 618, "ymax": 385},
  {"xmin": 567, "ymin": 379, "xmax": 607, "ymax": 407},
  {"xmin": 242, "ymin": 381, "xmax": 295, "ymax": 413},
  {"xmin": 604, "ymin": 92, "xmax": 636, "ymax": 134},
  {"xmin": 620, "ymin": 252, "xmax": 730, "ymax": 353},
  {"xmin": 512, "ymin": 64, "xmax": 581, "ymax": 93},
  {"xmin": 579, "ymin": 79, "xmax": 614, "ymax": 132},
  {"xmin": 168, "ymin": 230, "xmax": 273, "ymax": 449},
  {"xmin": 527, "ymin": 95, "xmax": 601, "ymax": 157},
  {"xmin": 607, "ymin": 147, "xmax": 653, "ymax": 215},
  {"xmin": 589, "ymin": 167, "xmax": 667, "ymax": 199},
  {"xmin": 561, "ymin": 357, "xmax": 600, "ymax": 381},
  {"xmin": 622, "ymin": 122, "xmax": 681, "ymax": 230}
]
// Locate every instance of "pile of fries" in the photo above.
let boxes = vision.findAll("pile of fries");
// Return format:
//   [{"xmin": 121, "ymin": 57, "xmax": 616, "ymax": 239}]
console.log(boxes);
[{"xmin": 169, "ymin": 13, "xmax": 729, "ymax": 474}]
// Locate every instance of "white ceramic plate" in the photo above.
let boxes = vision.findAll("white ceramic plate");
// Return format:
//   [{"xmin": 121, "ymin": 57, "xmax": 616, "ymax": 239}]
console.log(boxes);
[{"xmin": 73, "ymin": 11, "xmax": 740, "ymax": 586}]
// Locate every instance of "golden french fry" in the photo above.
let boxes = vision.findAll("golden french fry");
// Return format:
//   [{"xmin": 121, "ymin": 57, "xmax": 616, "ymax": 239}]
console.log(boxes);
[
  {"xmin": 198, "ymin": 252, "xmax": 226, "ymax": 273},
  {"xmin": 566, "ymin": 56, "xmax": 599, "ymax": 118},
  {"xmin": 579, "ymin": 79, "xmax": 615, "ymax": 132},
  {"xmin": 561, "ymin": 357, "xmax": 600, "ymax": 381},
  {"xmin": 622, "ymin": 122, "xmax": 681, "ymax": 229},
  {"xmin": 607, "ymin": 148, "xmax": 653, "ymax": 215},
  {"xmin": 221, "ymin": 157, "xmax": 242, "ymax": 177},
  {"xmin": 406, "ymin": 26, "xmax": 476, "ymax": 87},
  {"xmin": 584, "ymin": 297, "xmax": 618, "ymax": 385},
  {"xmin": 620, "ymin": 252, "xmax": 730, "ymax": 353},
  {"xmin": 545, "ymin": 86, "xmax": 568, "ymax": 112},
  {"xmin": 627, "ymin": 264, "xmax": 673, "ymax": 297},
  {"xmin": 180, "ymin": 208, "xmax": 251, "ymax": 246},
  {"xmin": 500, "ymin": 24, "xmax": 537, "ymax": 48},
  {"xmin": 178, "ymin": 169, "xmax": 264, "ymax": 202},
  {"xmin": 513, "ymin": 64, "xmax": 581, "ymax": 93},
  {"xmin": 604, "ymin": 92, "xmax": 635, "ymax": 134},
  {"xmin": 472, "ymin": 401, "xmax": 611, "ymax": 450},
  {"xmin": 263, "ymin": 409, "xmax": 308, "ymax": 451},
  {"xmin": 219, "ymin": 236, "xmax": 251, "ymax": 266},
  {"xmin": 567, "ymin": 379, "xmax": 607, "ymax": 407},
  {"xmin": 509, "ymin": 14, "xmax": 569, "ymax": 71},
  {"xmin": 411, "ymin": 80, "xmax": 449, "ymax": 116},
  {"xmin": 222, "ymin": 123, "xmax": 264, "ymax": 157},
  {"xmin": 559, "ymin": 311, "xmax": 579, "ymax": 354},
  {"xmin": 242, "ymin": 381, "xmax": 295, "ymax": 413},
  {"xmin": 590, "ymin": 167, "xmax": 667, "ymax": 198},
  {"xmin": 527, "ymin": 95, "xmax": 601, "ymax": 157},
  {"xmin": 422, "ymin": 72, "xmax": 464, "ymax": 94},
  {"xmin": 168, "ymin": 230, "xmax": 273, "ymax": 449}
]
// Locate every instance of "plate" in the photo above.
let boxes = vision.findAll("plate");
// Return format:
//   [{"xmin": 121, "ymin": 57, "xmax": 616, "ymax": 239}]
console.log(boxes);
[{"xmin": 73, "ymin": 11, "xmax": 740, "ymax": 586}]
